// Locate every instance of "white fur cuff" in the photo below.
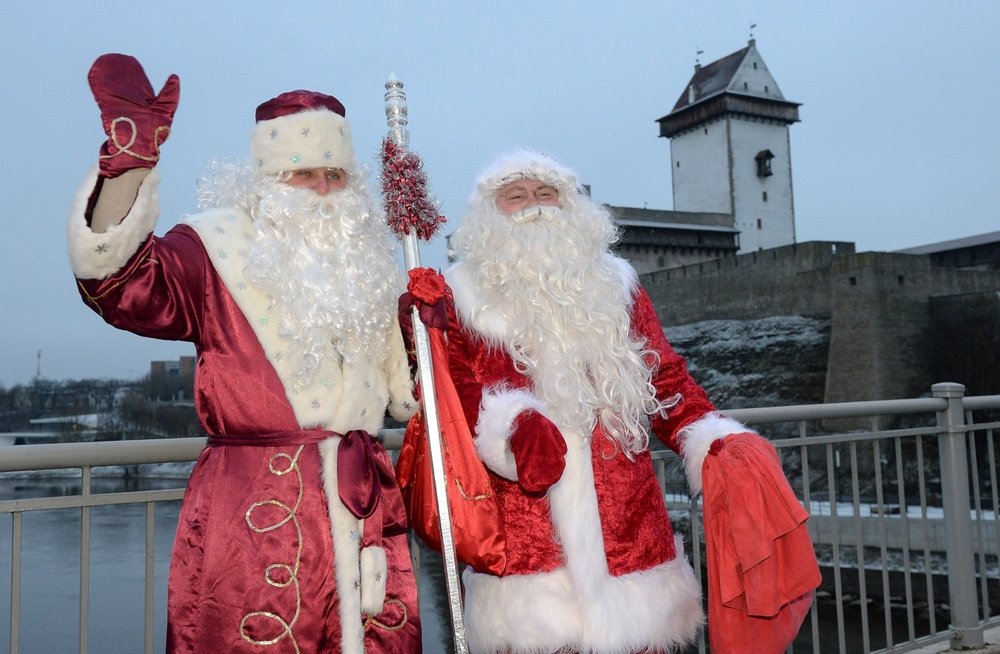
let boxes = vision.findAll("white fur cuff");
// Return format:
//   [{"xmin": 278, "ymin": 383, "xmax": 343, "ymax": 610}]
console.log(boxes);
[
  {"xmin": 359, "ymin": 545, "xmax": 388, "ymax": 616},
  {"xmin": 475, "ymin": 388, "xmax": 547, "ymax": 481},
  {"xmin": 679, "ymin": 413, "xmax": 752, "ymax": 496},
  {"xmin": 67, "ymin": 167, "xmax": 160, "ymax": 280}
]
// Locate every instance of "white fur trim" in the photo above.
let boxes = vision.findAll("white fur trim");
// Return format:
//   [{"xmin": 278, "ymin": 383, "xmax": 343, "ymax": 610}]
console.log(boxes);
[
  {"xmin": 67, "ymin": 167, "xmax": 160, "ymax": 280},
  {"xmin": 319, "ymin": 437, "xmax": 365, "ymax": 654},
  {"xmin": 463, "ymin": 367, "xmax": 704, "ymax": 652},
  {"xmin": 679, "ymin": 413, "xmax": 751, "ymax": 496},
  {"xmin": 445, "ymin": 263, "xmax": 508, "ymax": 341},
  {"xmin": 385, "ymin": 315, "xmax": 418, "ymax": 423},
  {"xmin": 464, "ymin": 418, "xmax": 703, "ymax": 652},
  {"xmin": 359, "ymin": 546, "xmax": 387, "ymax": 616},
  {"xmin": 475, "ymin": 388, "xmax": 547, "ymax": 481},
  {"xmin": 185, "ymin": 210, "xmax": 393, "ymax": 433},
  {"xmin": 463, "ymin": 537, "xmax": 703, "ymax": 654},
  {"xmin": 472, "ymin": 149, "xmax": 579, "ymax": 202},
  {"xmin": 607, "ymin": 255, "xmax": 639, "ymax": 300},
  {"xmin": 251, "ymin": 109, "xmax": 356, "ymax": 176}
]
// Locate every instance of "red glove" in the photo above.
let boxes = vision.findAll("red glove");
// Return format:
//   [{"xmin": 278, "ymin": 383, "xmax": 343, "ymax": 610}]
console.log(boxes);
[
  {"xmin": 509, "ymin": 410, "xmax": 567, "ymax": 495},
  {"xmin": 88, "ymin": 53, "xmax": 180, "ymax": 178},
  {"xmin": 398, "ymin": 267, "xmax": 448, "ymax": 351}
]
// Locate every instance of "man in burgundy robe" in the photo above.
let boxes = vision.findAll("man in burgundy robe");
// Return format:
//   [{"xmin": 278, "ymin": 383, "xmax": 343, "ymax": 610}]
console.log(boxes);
[{"xmin": 67, "ymin": 54, "xmax": 421, "ymax": 653}]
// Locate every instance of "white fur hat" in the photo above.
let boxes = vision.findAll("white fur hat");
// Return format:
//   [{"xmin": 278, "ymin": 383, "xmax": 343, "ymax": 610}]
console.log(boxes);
[
  {"xmin": 472, "ymin": 149, "xmax": 579, "ymax": 202},
  {"xmin": 250, "ymin": 90, "xmax": 356, "ymax": 176}
]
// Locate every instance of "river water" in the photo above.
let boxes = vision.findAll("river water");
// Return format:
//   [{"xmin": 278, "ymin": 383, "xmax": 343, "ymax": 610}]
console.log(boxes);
[
  {"xmin": 0, "ymin": 477, "xmax": 180, "ymax": 653},
  {"xmin": 0, "ymin": 476, "xmax": 451, "ymax": 654}
]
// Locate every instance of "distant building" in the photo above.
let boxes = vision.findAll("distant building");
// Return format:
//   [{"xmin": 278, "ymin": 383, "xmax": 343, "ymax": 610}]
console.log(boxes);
[
  {"xmin": 895, "ymin": 230, "xmax": 1000, "ymax": 270},
  {"xmin": 620, "ymin": 41, "xmax": 1000, "ymax": 403},
  {"xmin": 150, "ymin": 356, "xmax": 195, "ymax": 380},
  {"xmin": 607, "ymin": 206, "xmax": 738, "ymax": 274},
  {"xmin": 610, "ymin": 39, "xmax": 800, "ymax": 269},
  {"xmin": 149, "ymin": 356, "xmax": 196, "ymax": 402}
]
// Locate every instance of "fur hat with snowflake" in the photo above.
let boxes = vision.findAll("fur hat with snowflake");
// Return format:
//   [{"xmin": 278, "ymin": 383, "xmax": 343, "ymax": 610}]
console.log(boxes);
[{"xmin": 250, "ymin": 90, "xmax": 356, "ymax": 176}]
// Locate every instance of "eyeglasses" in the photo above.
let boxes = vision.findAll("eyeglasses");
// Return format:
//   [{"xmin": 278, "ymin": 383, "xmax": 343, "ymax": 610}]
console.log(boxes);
[{"xmin": 496, "ymin": 183, "xmax": 560, "ymax": 214}]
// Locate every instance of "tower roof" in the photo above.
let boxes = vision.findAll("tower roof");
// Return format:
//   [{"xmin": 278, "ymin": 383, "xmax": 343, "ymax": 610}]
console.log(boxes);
[{"xmin": 657, "ymin": 39, "xmax": 800, "ymax": 137}]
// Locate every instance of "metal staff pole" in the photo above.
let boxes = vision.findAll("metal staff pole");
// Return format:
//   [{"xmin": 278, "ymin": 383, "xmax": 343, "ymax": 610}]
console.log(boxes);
[{"xmin": 384, "ymin": 74, "xmax": 468, "ymax": 654}]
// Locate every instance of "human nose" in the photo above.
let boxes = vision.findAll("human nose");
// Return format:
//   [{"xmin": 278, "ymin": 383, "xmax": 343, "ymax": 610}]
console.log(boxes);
[{"xmin": 313, "ymin": 176, "xmax": 331, "ymax": 195}]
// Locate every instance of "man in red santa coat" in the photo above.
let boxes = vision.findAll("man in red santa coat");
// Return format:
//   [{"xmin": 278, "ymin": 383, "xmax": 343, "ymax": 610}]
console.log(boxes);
[
  {"xmin": 438, "ymin": 149, "xmax": 814, "ymax": 654},
  {"xmin": 67, "ymin": 54, "xmax": 420, "ymax": 653}
]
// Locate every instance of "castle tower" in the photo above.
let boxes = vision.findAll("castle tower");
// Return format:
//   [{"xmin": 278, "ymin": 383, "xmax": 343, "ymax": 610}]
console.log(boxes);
[{"xmin": 656, "ymin": 40, "xmax": 800, "ymax": 253}]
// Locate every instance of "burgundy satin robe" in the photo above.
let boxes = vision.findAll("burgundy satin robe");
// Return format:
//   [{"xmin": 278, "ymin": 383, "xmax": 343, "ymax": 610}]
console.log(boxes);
[{"xmin": 76, "ymin": 224, "xmax": 420, "ymax": 653}]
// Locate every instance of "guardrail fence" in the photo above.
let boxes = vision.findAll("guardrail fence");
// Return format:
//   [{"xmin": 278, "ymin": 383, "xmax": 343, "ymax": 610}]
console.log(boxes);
[{"xmin": 2, "ymin": 383, "xmax": 999, "ymax": 653}]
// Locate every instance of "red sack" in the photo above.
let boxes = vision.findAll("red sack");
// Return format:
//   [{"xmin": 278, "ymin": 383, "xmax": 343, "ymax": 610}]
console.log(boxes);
[
  {"xmin": 702, "ymin": 432, "xmax": 821, "ymax": 653},
  {"xmin": 395, "ymin": 327, "xmax": 507, "ymax": 575}
]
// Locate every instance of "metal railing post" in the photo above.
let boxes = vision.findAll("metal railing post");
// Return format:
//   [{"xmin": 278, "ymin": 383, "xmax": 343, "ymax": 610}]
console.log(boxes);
[
  {"xmin": 933, "ymin": 382, "xmax": 985, "ymax": 649},
  {"xmin": 11, "ymin": 512, "xmax": 22, "ymax": 654}
]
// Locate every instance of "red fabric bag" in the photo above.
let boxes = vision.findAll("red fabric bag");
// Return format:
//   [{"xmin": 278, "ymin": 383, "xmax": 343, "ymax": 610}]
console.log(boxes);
[
  {"xmin": 702, "ymin": 432, "xmax": 821, "ymax": 653},
  {"xmin": 395, "ymin": 271, "xmax": 507, "ymax": 576}
]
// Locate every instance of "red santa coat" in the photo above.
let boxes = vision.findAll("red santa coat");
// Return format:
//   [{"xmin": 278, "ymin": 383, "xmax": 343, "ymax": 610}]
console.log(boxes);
[
  {"xmin": 67, "ymin": 168, "xmax": 420, "ymax": 654},
  {"xmin": 444, "ymin": 261, "xmax": 748, "ymax": 654}
]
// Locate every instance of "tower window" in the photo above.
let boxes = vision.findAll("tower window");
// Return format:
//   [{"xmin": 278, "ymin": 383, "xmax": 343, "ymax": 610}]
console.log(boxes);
[
  {"xmin": 765, "ymin": 85, "xmax": 770, "ymax": 93},
  {"xmin": 676, "ymin": 161, "xmax": 680, "ymax": 168},
  {"xmin": 762, "ymin": 191, "xmax": 768, "ymax": 202},
  {"xmin": 743, "ymin": 82, "xmax": 749, "ymax": 90},
  {"xmin": 755, "ymin": 149, "xmax": 774, "ymax": 177},
  {"xmin": 757, "ymin": 218, "xmax": 763, "ymax": 229},
  {"xmin": 753, "ymin": 62, "xmax": 758, "ymax": 70}
]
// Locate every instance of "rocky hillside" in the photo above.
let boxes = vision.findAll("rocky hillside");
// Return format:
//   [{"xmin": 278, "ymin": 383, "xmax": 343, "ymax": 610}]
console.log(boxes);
[{"xmin": 665, "ymin": 315, "xmax": 831, "ymax": 411}]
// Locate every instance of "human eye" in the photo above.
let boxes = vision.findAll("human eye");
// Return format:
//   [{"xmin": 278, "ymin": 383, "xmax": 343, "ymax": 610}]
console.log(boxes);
[
  {"xmin": 326, "ymin": 169, "xmax": 346, "ymax": 182},
  {"xmin": 294, "ymin": 170, "xmax": 314, "ymax": 179},
  {"xmin": 535, "ymin": 187, "xmax": 558, "ymax": 200}
]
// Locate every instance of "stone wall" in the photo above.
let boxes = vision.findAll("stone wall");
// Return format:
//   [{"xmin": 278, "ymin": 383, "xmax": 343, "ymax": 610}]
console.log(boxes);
[
  {"xmin": 927, "ymin": 291, "xmax": 1000, "ymax": 396},
  {"xmin": 641, "ymin": 241, "xmax": 853, "ymax": 323},
  {"xmin": 638, "ymin": 241, "xmax": 1000, "ymax": 404}
]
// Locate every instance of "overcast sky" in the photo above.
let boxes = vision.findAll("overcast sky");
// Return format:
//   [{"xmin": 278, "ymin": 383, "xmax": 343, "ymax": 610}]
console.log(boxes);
[{"xmin": 2, "ymin": 1, "xmax": 998, "ymax": 387}]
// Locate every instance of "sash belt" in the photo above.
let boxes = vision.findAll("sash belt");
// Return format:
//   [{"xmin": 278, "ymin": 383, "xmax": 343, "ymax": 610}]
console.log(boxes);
[{"xmin": 207, "ymin": 429, "xmax": 395, "ymax": 520}]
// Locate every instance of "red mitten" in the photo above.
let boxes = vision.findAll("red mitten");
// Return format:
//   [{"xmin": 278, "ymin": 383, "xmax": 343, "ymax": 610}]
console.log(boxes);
[
  {"xmin": 509, "ymin": 410, "xmax": 567, "ymax": 494},
  {"xmin": 398, "ymin": 267, "xmax": 448, "ymax": 353},
  {"xmin": 88, "ymin": 53, "xmax": 180, "ymax": 178}
]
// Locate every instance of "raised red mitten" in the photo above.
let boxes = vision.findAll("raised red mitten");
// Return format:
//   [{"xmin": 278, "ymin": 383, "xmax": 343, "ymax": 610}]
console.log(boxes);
[
  {"xmin": 509, "ymin": 409, "xmax": 567, "ymax": 495},
  {"xmin": 88, "ymin": 53, "xmax": 180, "ymax": 177}
]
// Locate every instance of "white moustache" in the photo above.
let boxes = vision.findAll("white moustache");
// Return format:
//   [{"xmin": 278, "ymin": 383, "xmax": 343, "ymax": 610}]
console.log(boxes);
[{"xmin": 509, "ymin": 205, "xmax": 565, "ymax": 225}]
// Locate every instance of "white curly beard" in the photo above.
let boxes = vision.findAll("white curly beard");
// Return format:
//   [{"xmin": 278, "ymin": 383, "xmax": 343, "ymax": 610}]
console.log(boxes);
[
  {"xmin": 197, "ymin": 161, "xmax": 404, "ymax": 390},
  {"xmin": 450, "ymin": 192, "xmax": 668, "ymax": 455}
]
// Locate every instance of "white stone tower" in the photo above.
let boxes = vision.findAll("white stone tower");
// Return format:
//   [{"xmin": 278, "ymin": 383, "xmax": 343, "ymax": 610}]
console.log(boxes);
[{"xmin": 656, "ymin": 40, "xmax": 800, "ymax": 253}]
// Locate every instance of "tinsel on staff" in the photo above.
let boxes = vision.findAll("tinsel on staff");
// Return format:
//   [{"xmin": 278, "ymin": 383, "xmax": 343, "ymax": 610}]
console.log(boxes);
[{"xmin": 380, "ymin": 137, "xmax": 446, "ymax": 241}]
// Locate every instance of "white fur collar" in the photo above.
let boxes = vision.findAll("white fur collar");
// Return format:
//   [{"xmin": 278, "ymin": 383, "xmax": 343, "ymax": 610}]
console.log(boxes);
[{"xmin": 183, "ymin": 210, "xmax": 416, "ymax": 432}]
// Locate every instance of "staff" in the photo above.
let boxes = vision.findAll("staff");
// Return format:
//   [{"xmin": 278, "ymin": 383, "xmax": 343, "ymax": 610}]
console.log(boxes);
[{"xmin": 382, "ymin": 75, "xmax": 468, "ymax": 654}]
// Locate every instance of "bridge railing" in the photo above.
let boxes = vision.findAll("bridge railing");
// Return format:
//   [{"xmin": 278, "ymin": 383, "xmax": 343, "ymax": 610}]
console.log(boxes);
[
  {"xmin": 2, "ymin": 383, "xmax": 999, "ymax": 653},
  {"xmin": 654, "ymin": 382, "xmax": 1000, "ymax": 653}
]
